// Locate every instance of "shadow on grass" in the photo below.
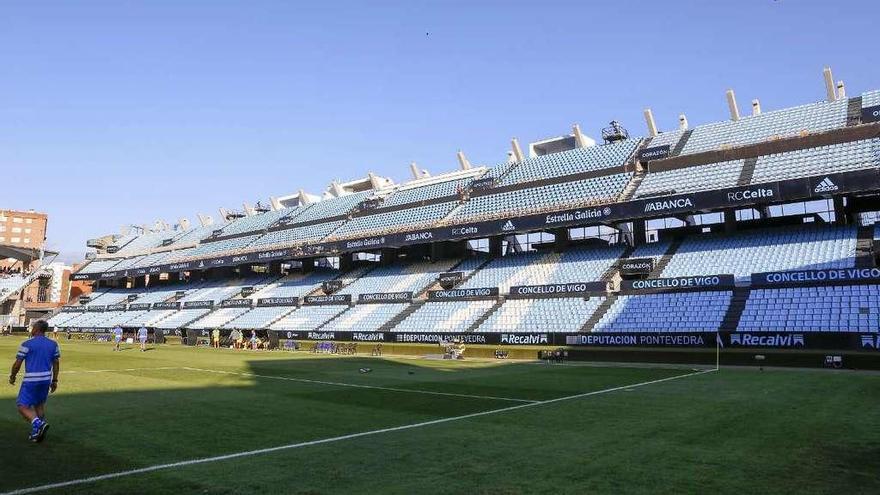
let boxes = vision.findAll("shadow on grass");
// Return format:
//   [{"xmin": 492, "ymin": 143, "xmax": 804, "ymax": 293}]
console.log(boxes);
[{"xmin": 0, "ymin": 352, "xmax": 687, "ymax": 493}]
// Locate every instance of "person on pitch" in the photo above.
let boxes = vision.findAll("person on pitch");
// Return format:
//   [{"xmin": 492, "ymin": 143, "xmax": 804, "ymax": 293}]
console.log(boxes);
[
  {"xmin": 112, "ymin": 325, "xmax": 124, "ymax": 351},
  {"xmin": 8, "ymin": 320, "xmax": 60, "ymax": 443},
  {"xmin": 137, "ymin": 326, "xmax": 149, "ymax": 352}
]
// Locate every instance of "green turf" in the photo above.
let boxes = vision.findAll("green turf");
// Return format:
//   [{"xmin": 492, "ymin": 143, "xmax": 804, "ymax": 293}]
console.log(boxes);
[{"xmin": 1, "ymin": 338, "xmax": 878, "ymax": 494}]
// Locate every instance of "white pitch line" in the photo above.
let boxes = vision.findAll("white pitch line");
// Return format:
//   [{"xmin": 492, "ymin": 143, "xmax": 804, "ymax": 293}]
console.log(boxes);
[
  {"xmin": 63, "ymin": 367, "xmax": 180, "ymax": 374},
  {"xmin": 181, "ymin": 366, "xmax": 539, "ymax": 404},
  {"xmin": 1, "ymin": 368, "xmax": 715, "ymax": 495}
]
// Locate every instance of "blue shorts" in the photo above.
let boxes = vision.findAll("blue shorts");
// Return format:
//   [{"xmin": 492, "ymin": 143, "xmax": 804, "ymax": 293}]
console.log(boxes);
[
  {"xmin": 114, "ymin": 336, "xmax": 122, "ymax": 342},
  {"xmin": 17, "ymin": 382, "xmax": 51, "ymax": 407},
  {"xmin": 138, "ymin": 337, "xmax": 147, "ymax": 343}
]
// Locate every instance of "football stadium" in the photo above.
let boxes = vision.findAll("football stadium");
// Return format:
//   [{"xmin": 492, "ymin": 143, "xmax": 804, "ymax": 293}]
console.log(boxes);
[
  {"xmin": 1, "ymin": 67, "xmax": 878, "ymax": 494},
  {"xmin": 2, "ymin": 3, "xmax": 880, "ymax": 492}
]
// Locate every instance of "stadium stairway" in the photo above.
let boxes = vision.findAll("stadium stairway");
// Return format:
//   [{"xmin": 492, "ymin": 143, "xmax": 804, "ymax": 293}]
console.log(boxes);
[
  {"xmin": 736, "ymin": 157, "xmax": 758, "ymax": 186},
  {"xmin": 252, "ymin": 306, "xmax": 298, "ymax": 330},
  {"xmin": 312, "ymin": 306, "xmax": 353, "ymax": 332},
  {"xmin": 377, "ymin": 300, "xmax": 425, "ymax": 332},
  {"xmin": 446, "ymin": 257, "xmax": 494, "ymax": 290},
  {"xmin": 0, "ymin": 269, "xmax": 49, "ymax": 306},
  {"xmin": 463, "ymin": 296, "xmax": 506, "ymax": 333},
  {"xmin": 604, "ymin": 245, "xmax": 636, "ymax": 282},
  {"xmin": 578, "ymin": 294, "xmax": 617, "ymax": 333},
  {"xmin": 670, "ymin": 129, "xmax": 693, "ymax": 157},
  {"xmin": 719, "ymin": 287, "xmax": 750, "ymax": 331},
  {"xmin": 856, "ymin": 226, "xmax": 876, "ymax": 268},
  {"xmin": 576, "ymin": 247, "xmax": 633, "ymax": 333},
  {"xmin": 304, "ymin": 265, "xmax": 376, "ymax": 297},
  {"xmin": 493, "ymin": 157, "xmax": 527, "ymax": 185},
  {"xmin": 846, "ymin": 96, "xmax": 863, "ymax": 127},
  {"xmin": 648, "ymin": 237, "xmax": 684, "ymax": 277},
  {"xmin": 413, "ymin": 256, "xmax": 492, "ymax": 299},
  {"xmin": 152, "ymin": 309, "xmax": 211, "ymax": 331},
  {"xmin": 618, "ymin": 169, "xmax": 646, "ymax": 202}
]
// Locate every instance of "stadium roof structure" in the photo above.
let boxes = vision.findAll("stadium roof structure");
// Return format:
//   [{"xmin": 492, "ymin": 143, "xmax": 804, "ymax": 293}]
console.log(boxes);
[
  {"xmin": 0, "ymin": 244, "xmax": 56, "ymax": 263},
  {"xmin": 71, "ymin": 70, "xmax": 880, "ymax": 281}
]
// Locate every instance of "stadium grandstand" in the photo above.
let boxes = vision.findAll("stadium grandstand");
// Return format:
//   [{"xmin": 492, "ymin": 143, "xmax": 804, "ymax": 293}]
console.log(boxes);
[
  {"xmin": 47, "ymin": 68, "xmax": 880, "ymax": 362},
  {"xmin": 0, "ymin": 210, "xmax": 71, "ymax": 331}
]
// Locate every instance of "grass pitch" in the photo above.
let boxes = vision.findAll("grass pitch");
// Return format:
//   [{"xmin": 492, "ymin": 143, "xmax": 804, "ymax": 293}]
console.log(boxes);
[{"xmin": 1, "ymin": 338, "xmax": 878, "ymax": 494}]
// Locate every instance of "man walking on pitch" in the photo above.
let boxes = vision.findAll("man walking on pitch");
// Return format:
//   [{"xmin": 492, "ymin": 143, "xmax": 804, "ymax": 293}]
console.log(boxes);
[
  {"xmin": 137, "ymin": 326, "xmax": 149, "ymax": 352},
  {"xmin": 212, "ymin": 328, "xmax": 220, "ymax": 349},
  {"xmin": 8, "ymin": 320, "xmax": 59, "ymax": 442},
  {"xmin": 112, "ymin": 325, "xmax": 123, "ymax": 351}
]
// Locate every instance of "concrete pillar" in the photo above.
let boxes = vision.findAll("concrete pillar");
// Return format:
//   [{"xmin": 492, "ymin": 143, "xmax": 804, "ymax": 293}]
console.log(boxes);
[
  {"xmin": 380, "ymin": 248, "xmax": 396, "ymax": 266},
  {"xmin": 573, "ymin": 124, "xmax": 588, "ymax": 148},
  {"xmin": 339, "ymin": 253, "xmax": 354, "ymax": 273},
  {"xmin": 726, "ymin": 89, "xmax": 740, "ymax": 121},
  {"xmin": 457, "ymin": 151, "xmax": 471, "ymax": 170},
  {"xmin": 489, "ymin": 236, "xmax": 503, "ymax": 258},
  {"xmin": 511, "ymin": 138, "xmax": 524, "ymax": 162},
  {"xmin": 445, "ymin": 241, "xmax": 468, "ymax": 259},
  {"xmin": 678, "ymin": 114, "xmax": 689, "ymax": 131},
  {"xmin": 368, "ymin": 172, "xmax": 383, "ymax": 190},
  {"xmin": 553, "ymin": 228, "xmax": 570, "ymax": 251},
  {"xmin": 723, "ymin": 208, "xmax": 737, "ymax": 234},
  {"xmin": 643, "ymin": 109, "xmax": 658, "ymax": 138},
  {"xmin": 833, "ymin": 196, "xmax": 848, "ymax": 224},
  {"xmin": 301, "ymin": 258, "xmax": 315, "ymax": 273},
  {"xmin": 632, "ymin": 221, "xmax": 646, "ymax": 247},
  {"xmin": 429, "ymin": 242, "xmax": 445, "ymax": 262},
  {"xmin": 823, "ymin": 67, "xmax": 837, "ymax": 102}
]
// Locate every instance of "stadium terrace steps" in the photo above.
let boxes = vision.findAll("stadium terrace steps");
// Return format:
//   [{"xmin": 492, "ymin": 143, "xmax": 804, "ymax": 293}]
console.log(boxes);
[
  {"xmin": 648, "ymin": 237, "xmax": 684, "ymax": 278},
  {"xmin": 720, "ymin": 286, "xmax": 751, "ymax": 331},
  {"xmin": 463, "ymin": 296, "xmax": 506, "ymax": 333},
  {"xmin": 579, "ymin": 294, "xmax": 618, "ymax": 333},
  {"xmin": 847, "ymin": 96, "xmax": 864, "ymax": 127},
  {"xmin": 737, "ymin": 157, "xmax": 758, "ymax": 186},
  {"xmin": 449, "ymin": 257, "xmax": 494, "ymax": 289},
  {"xmin": 413, "ymin": 256, "xmax": 492, "ymax": 299},
  {"xmin": 602, "ymin": 245, "xmax": 636, "ymax": 282},
  {"xmin": 856, "ymin": 226, "xmax": 876, "ymax": 268},
  {"xmin": 153, "ymin": 308, "xmax": 213, "ymax": 330},
  {"xmin": 647, "ymin": 121, "xmax": 880, "ymax": 178},
  {"xmin": 225, "ymin": 305, "xmax": 298, "ymax": 330},
  {"xmin": 618, "ymin": 170, "xmax": 646, "ymax": 202},
  {"xmin": 492, "ymin": 158, "xmax": 523, "ymax": 185},
  {"xmin": 377, "ymin": 300, "xmax": 425, "ymax": 333},
  {"xmin": 312, "ymin": 305, "xmax": 354, "ymax": 332},
  {"xmin": 304, "ymin": 265, "xmax": 376, "ymax": 297},
  {"xmin": 670, "ymin": 129, "xmax": 693, "ymax": 157}
]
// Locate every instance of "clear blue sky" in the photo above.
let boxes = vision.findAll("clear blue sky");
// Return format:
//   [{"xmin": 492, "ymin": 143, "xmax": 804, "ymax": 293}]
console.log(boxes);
[{"xmin": 1, "ymin": 0, "xmax": 878, "ymax": 262}]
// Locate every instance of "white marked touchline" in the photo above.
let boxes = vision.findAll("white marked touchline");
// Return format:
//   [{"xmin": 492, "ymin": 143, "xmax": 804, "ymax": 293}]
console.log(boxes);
[
  {"xmin": 1, "ymin": 368, "xmax": 715, "ymax": 495},
  {"xmin": 63, "ymin": 367, "xmax": 181, "ymax": 374},
  {"xmin": 181, "ymin": 366, "xmax": 538, "ymax": 404}
]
